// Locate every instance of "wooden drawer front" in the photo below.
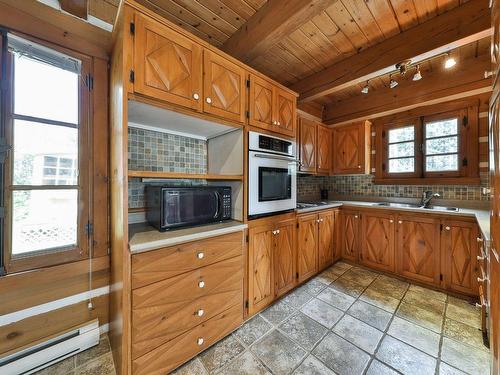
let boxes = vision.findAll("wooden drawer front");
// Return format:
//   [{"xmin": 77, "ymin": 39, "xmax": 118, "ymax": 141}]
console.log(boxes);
[
  {"xmin": 132, "ymin": 231, "xmax": 243, "ymax": 288},
  {"xmin": 132, "ymin": 256, "xmax": 243, "ymax": 359},
  {"xmin": 133, "ymin": 303, "xmax": 242, "ymax": 375}
]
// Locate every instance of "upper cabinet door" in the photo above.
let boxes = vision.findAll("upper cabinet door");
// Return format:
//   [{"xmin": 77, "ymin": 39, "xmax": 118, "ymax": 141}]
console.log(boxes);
[
  {"xmin": 332, "ymin": 121, "xmax": 370, "ymax": 175},
  {"xmin": 248, "ymin": 74, "xmax": 274, "ymax": 130},
  {"xmin": 203, "ymin": 50, "xmax": 246, "ymax": 123},
  {"xmin": 274, "ymin": 89, "xmax": 296, "ymax": 137},
  {"xmin": 299, "ymin": 118, "xmax": 317, "ymax": 173},
  {"xmin": 134, "ymin": 14, "xmax": 203, "ymax": 111},
  {"xmin": 317, "ymin": 125, "xmax": 332, "ymax": 174}
]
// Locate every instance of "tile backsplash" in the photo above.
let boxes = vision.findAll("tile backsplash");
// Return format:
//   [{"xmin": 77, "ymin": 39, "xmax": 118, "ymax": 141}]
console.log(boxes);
[
  {"xmin": 128, "ymin": 127, "xmax": 207, "ymax": 173},
  {"xmin": 298, "ymin": 173, "xmax": 489, "ymax": 202}
]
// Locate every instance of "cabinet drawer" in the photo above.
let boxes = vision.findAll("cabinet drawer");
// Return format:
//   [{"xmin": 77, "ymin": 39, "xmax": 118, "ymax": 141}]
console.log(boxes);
[
  {"xmin": 133, "ymin": 303, "xmax": 243, "ymax": 375},
  {"xmin": 132, "ymin": 256, "xmax": 243, "ymax": 359},
  {"xmin": 132, "ymin": 231, "xmax": 244, "ymax": 288}
]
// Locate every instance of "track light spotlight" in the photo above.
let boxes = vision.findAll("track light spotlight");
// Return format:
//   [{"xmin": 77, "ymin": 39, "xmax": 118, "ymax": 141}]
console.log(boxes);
[
  {"xmin": 412, "ymin": 65, "xmax": 422, "ymax": 81},
  {"xmin": 444, "ymin": 53, "xmax": 456, "ymax": 69},
  {"xmin": 361, "ymin": 81, "xmax": 369, "ymax": 94},
  {"xmin": 389, "ymin": 75, "xmax": 398, "ymax": 89}
]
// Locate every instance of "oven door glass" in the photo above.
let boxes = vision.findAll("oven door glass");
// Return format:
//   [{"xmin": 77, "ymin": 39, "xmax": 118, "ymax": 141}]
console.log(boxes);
[
  {"xmin": 163, "ymin": 190, "xmax": 220, "ymax": 226},
  {"xmin": 258, "ymin": 167, "xmax": 291, "ymax": 202}
]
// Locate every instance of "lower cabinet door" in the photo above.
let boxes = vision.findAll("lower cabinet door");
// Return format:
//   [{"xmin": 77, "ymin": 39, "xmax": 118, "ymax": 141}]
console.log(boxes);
[
  {"xmin": 274, "ymin": 218, "xmax": 297, "ymax": 297},
  {"xmin": 441, "ymin": 220, "xmax": 479, "ymax": 295},
  {"xmin": 297, "ymin": 213, "xmax": 318, "ymax": 283},
  {"xmin": 396, "ymin": 216, "xmax": 441, "ymax": 286},
  {"xmin": 248, "ymin": 225, "xmax": 274, "ymax": 315},
  {"xmin": 340, "ymin": 210, "xmax": 360, "ymax": 262},
  {"xmin": 360, "ymin": 212, "xmax": 395, "ymax": 272},
  {"xmin": 318, "ymin": 210, "xmax": 335, "ymax": 271}
]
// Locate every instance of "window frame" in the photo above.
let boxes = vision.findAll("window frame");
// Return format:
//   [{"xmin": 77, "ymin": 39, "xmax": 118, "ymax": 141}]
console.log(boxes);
[
  {"xmin": 375, "ymin": 104, "xmax": 479, "ymax": 185},
  {"xmin": 2, "ymin": 33, "xmax": 92, "ymax": 273}
]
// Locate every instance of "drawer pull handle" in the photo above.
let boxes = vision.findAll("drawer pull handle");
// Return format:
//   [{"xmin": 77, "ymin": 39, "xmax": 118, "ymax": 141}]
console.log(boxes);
[
  {"xmin": 198, "ymin": 280, "xmax": 205, "ymax": 288},
  {"xmin": 477, "ymin": 255, "xmax": 486, "ymax": 261},
  {"xmin": 196, "ymin": 309, "xmax": 205, "ymax": 317},
  {"xmin": 197, "ymin": 252, "xmax": 205, "ymax": 259},
  {"xmin": 193, "ymin": 93, "xmax": 200, "ymax": 100},
  {"xmin": 206, "ymin": 97, "xmax": 212, "ymax": 104},
  {"xmin": 197, "ymin": 337, "xmax": 204, "ymax": 346}
]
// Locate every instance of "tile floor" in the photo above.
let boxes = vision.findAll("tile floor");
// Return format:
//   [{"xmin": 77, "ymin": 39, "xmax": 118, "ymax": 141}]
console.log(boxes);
[
  {"xmin": 173, "ymin": 261, "xmax": 490, "ymax": 375},
  {"xmin": 37, "ymin": 261, "xmax": 489, "ymax": 375}
]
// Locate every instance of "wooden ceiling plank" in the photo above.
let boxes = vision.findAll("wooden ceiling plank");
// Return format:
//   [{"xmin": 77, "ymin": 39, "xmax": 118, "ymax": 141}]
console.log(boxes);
[
  {"xmin": 437, "ymin": 0, "xmax": 460, "ymax": 14},
  {"xmin": 88, "ymin": 0, "xmax": 118, "ymax": 25},
  {"xmin": 195, "ymin": 0, "xmax": 249, "ymax": 29},
  {"xmin": 252, "ymin": 54, "xmax": 299, "ymax": 85},
  {"xmin": 60, "ymin": 0, "xmax": 88, "ymax": 20},
  {"xmin": 311, "ymin": 11, "xmax": 356, "ymax": 56},
  {"xmin": 364, "ymin": 0, "xmax": 401, "ymax": 39},
  {"xmin": 324, "ymin": 1, "xmax": 370, "ymax": 51},
  {"xmin": 390, "ymin": 0, "xmax": 419, "ymax": 31},
  {"xmin": 219, "ymin": 0, "xmax": 258, "ymax": 20},
  {"xmin": 278, "ymin": 38, "xmax": 325, "ymax": 73},
  {"xmin": 412, "ymin": 0, "xmax": 439, "ymax": 23},
  {"xmin": 323, "ymin": 50, "xmax": 491, "ymax": 125},
  {"xmin": 243, "ymin": 0, "xmax": 267, "ymax": 11},
  {"xmin": 291, "ymin": 0, "xmax": 492, "ymax": 102},
  {"xmin": 288, "ymin": 28, "xmax": 336, "ymax": 68},
  {"xmin": 299, "ymin": 21, "xmax": 342, "ymax": 65},
  {"xmin": 340, "ymin": 0, "xmax": 385, "ymax": 45},
  {"xmin": 272, "ymin": 43, "xmax": 318, "ymax": 78},
  {"xmin": 137, "ymin": 0, "xmax": 229, "ymax": 45},
  {"xmin": 221, "ymin": 0, "xmax": 338, "ymax": 63}
]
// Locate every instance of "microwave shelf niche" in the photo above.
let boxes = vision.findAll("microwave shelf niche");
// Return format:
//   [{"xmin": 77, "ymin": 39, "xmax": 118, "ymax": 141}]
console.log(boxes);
[{"xmin": 127, "ymin": 171, "xmax": 243, "ymax": 181}]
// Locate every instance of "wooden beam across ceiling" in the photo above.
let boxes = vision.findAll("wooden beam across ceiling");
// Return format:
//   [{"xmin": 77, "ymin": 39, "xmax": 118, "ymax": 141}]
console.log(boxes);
[
  {"xmin": 323, "ymin": 51, "xmax": 492, "ymax": 126},
  {"xmin": 222, "ymin": 0, "xmax": 337, "ymax": 63},
  {"xmin": 290, "ymin": 0, "xmax": 492, "ymax": 103}
]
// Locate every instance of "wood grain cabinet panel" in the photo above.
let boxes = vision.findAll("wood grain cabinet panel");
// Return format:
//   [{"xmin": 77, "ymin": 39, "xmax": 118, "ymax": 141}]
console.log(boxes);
[
  {"xmin": 441, "ymin": 220, "xmax": 479, "ymax": 295},
  {"xmin": 299, "ymin": 117, "xmax": 317, "ymax": 173},
  {"xmin": 274, "ymin": 88, "xmax": 296, "ymax": 137},
  {"xmin": 132, "ymin": 303, "xmax": 242, "ymax": 375},
  {"xmin": 297, "ymin": 213, "xmax": 318, "ymax": 282},
  {"xmin": 317, "ymin": 125, "xmax": 332, "ymax": 174},
  {"xmin": 248, "ymin": 225, "xmax": 274, "ymax": 315},
  {"xmin": 332, "ymin": 121, "xmax": 371, "ymax": 175},
  {"xmin": 274, "ymin": 219, "xmax": 297, "ymax": 297},
  {"xmin": 131, "ymin": 231, "xmax": 243, "ymax": 289},
  {"xmin": 360, "ymin": 212, "xmax": 395, "ymax": 272},
  {"xmin": 203, "ymin": 50, "xmax": 246, "ymax": 123},
  {"xmin": 396, "ymin": 216, "xmax": 441, "ymax": 286},
  {"xmin": 248, "ymin": 74, "xmax": 274, "ymax": 129},
  {"xmin": 318, "ymin": 210, "xmax": 335, "ymax": 271},
  {"xmin": 340, "ymin": 210, "xmax": 360, "ymax": 262},
  {"xmin": 133, "ymin": 13, "xmax": 203, "ymax": 111},
  {"xmin": 131, "ymin": 257, "xmax": 243, "ymax": 359}
]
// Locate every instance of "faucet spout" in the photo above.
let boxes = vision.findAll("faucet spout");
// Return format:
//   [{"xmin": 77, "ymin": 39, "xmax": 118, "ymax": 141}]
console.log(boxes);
[{"xmin": 420, "ymin": 191, "xmax": 440, "ymax": 208}]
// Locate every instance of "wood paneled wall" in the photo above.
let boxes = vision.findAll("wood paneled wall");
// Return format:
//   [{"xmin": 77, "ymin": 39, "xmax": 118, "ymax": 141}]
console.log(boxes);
[{"xmin": 0, "ymin": 4, "xmax": 110, "ymax": 357}]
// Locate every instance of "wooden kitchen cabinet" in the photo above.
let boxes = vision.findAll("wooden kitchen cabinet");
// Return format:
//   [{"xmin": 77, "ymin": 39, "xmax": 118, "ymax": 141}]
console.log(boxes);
[
  {"xmin": 274, "ymin": 218, "xmax": 297, "ymax": 297},
  {"xmin": 332, "ymin": 120, "xmax": 371, "ymax": 175},
  {"xmin": 340, "ymin": 210, "xmax": 360, "ymax": 262},
  {"xmin": 298, "ymin": 117, "xmax": 317, "ymax": 173},
  {"xmin": 396, "ymin": 215, "xmax": 441, "ymax": 286},
  {"xmin": 297, "ymin": 213, "xmax": 318, "ymax": 282},
  {"xmin": 441, "ymin": 220, "xmax": 479, "ymax": 295},
  {"xmin": 360, "ymin": 211, "xmax": 395, "ymax": 272},
  {"xmin": 203, "ymin": 50, "xmax": 246, "ymax": 123},
  {"xmin": 317, "ymin": 125, "xmax": 332, "ymax": 174},
  {"xmin": 133, "ymin": 13, "xmax": 203, "ymax": 111},
  {"xmin": 318, "ymin": 210, "xmax": 335, "ymax": 270},
  {"xmin": 248, "ymin": 74, "xmax": 297, "ymax": 137}
]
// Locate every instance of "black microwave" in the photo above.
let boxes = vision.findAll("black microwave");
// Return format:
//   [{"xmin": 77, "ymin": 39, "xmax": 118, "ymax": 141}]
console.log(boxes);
[{"xmin": 146, "ymin": 186, "xmax": 232, "ymax": 231}]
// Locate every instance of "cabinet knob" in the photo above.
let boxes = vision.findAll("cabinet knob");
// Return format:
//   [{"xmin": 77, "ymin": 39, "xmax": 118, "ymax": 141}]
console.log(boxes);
[
  {"xmin": 398, "ymin": 220, "xmax": 403, "ymax": 224},
  {"xmin": 390, "ymin": 219, "xmax": 394, "ymax": 223},
  {"xmin": 197, "ymin": 252, "xmax": 205, "ymax": 259},
  {"xmin": 277, "ymin": 121, "xmax": 281, "ymax": 126},
  {"xmin": 272, "ymin": 230, "xmax": 276, "ymax": 235},
  {"xmin": 477, "ymin": 237, "xmax": 484, "ymax": 243},
  {"xmin": 354, "ymin": 215, "xmax": 358, "ymax": 219},
  {"xmin": 273, "ymin": 120, "xmax": 277, "ymax": 125},
  {"xmin": 478, "ymin": 276, "xmax": 489, "ymax": 283},
  {"xmin": 477, "ymin": 255, "xmax": 486, "ymax": 261},
  {"xmin": 206, "ymin": 97, "xmax": 212, "ymax": 104},
  {"xmin": 476, "ymin": 302, "xmax": 488, "ymax": 308},
  {"xmin": 358, "ymin": 165, "xmax": 361, "ymax": 168},
  {"xmin": 198, "ymin": 280, "xmax": 205, "ymax": 288},
  {"xmin": 445, "ymin": 226, "xmax": 451, "ymax": 231},
  {"xmin": 317, "ymin": 219, "xmax": 320, "ymax": 223},
  {"xmin": 197, "ymin": 337, "xmax": 204, "ymax": 346},
  {"xmin": 196, "ymin": 309, "xmax": 204, "ymax": 317},
  {"xmin": 320, "ymin": 219, "xmax": 324, "ymax": 222},
  {"xmin": 193, "ymin": 93, "xmax": 200, "ymax": 100}
]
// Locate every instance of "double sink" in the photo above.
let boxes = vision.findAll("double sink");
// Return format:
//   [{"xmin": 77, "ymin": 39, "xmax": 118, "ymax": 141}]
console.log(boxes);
[{"xmin": 296, "ymin": 201, "xmax": 459, "ymax": 212}]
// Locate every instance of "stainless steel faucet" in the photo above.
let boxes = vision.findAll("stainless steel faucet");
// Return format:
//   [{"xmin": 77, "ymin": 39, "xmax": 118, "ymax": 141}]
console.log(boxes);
[{"xmin": 420, "ymin": 190, "xmax": 440, "ymax": 208}]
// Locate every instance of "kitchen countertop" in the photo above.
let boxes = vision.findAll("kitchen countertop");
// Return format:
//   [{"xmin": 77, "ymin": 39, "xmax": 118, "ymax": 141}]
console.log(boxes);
[
  {"xmin": 129, "ymin": 220, "xmax": 248, "ymax": 253},
  {"xmin": 297, "ymin": 200, "xmax": 490, "ymax": 241}
]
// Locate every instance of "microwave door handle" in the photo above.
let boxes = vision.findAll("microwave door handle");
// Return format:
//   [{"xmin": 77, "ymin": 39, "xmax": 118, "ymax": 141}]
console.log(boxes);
[
  {"xmin": 213, "ymin": 191, "xmax": 222, "ymax": 219},
  {"xmin": 253, "ymin": 153, "xmax": 298, "ymax": 162}
]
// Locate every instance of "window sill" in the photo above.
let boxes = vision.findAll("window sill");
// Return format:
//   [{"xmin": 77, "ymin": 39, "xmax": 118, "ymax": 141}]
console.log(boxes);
[{"xmin": 373, "ymin": 177, "xmax": 481, "ymax": 185}]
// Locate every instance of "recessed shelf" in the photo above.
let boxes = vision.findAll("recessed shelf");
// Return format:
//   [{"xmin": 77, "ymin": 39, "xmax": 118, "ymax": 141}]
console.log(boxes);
[{"xmin": 128, "ymin": 170, "xmax": 244, "ymax": 181}]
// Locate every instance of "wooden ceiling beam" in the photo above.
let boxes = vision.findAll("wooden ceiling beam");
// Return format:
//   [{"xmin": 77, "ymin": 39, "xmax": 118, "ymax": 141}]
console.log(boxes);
[
  {"xmin": 291, "ymin": 0, "xmax": 492, "ymax": 102},
  {"xmin": 60, "ymin": 0, "xmax": 88, "ymax": 20},
  {"xmin": 221, "ymin": 0, "xmax": 337, "ymax": 63},
  {"xmin": 323, "ymin": 51, "xmax": 492, "ymax": 126}
]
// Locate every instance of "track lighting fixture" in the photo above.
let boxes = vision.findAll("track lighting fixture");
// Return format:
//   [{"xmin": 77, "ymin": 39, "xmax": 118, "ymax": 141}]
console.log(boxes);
[
  {"xmin": 389, "ymin": 75, "xmax": 398, "ymax": 89},
  {"xmin": 361, "ymin": 81, "xmax": 369, "ymax": 94},
  {"xmin": 444, "ymin": 53, "xmax": 456, "ymax": 69},
  {"xmin": 412, "ymin": 65, "xmax": 422, "ymax": 81}
]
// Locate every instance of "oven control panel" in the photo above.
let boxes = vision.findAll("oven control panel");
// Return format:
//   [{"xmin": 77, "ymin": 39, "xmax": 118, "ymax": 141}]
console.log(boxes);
[{"xmin": 248, "ymin": 131, "xmax": 295, "ymax": 157}]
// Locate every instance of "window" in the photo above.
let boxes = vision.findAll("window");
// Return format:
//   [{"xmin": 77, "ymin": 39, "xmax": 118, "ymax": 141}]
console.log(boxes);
[
  {"xmin": 2, "ymin": 34, "xmax": 91, "ymax": 272},
  {"xmin": 376, "ymin": 107, "xmax": 477, "ymax": 184}
]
